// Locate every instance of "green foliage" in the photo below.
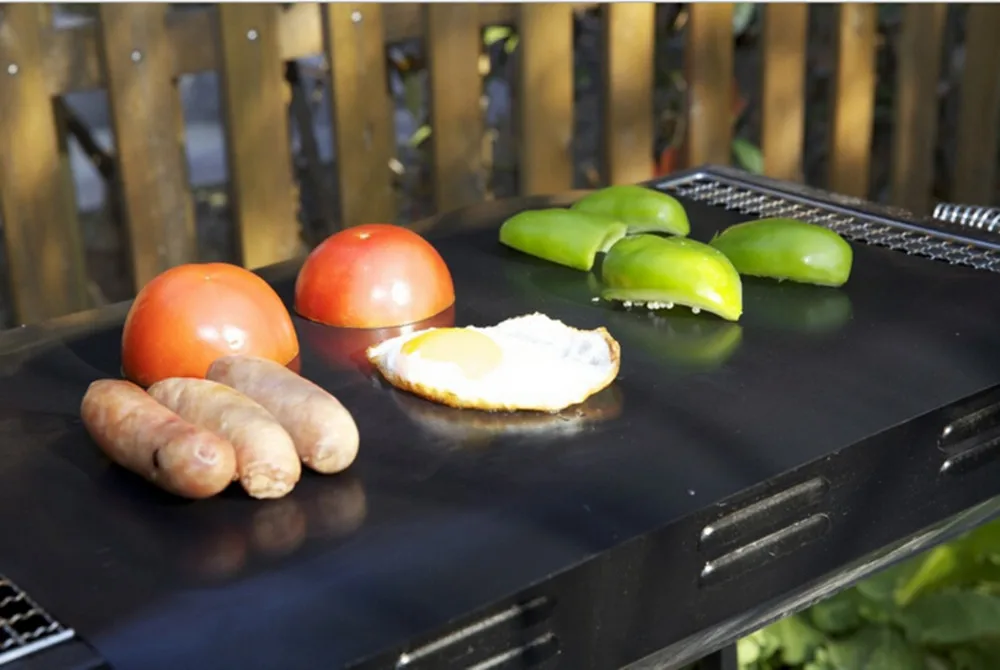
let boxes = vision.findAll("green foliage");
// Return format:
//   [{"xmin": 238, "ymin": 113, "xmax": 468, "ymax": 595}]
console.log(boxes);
[
  {"xmin": 740, "ymin": 516, "xmax": 1000, "ymax": 669},
  {"xmin": 732, "ymin": 139, "xmax": 764, "ymax": 175}
]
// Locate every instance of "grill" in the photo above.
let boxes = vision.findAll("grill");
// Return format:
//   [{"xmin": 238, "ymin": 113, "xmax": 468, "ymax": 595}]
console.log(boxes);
[
  {"xmin": 658, "ymin": 170, "xmax": 1000, "ymax": 273},
  {"xmin": 3, "ymin": 165, "xmax": 1000, "ymax": 670},
  {"xmin": 0, "ymin": 577, "xmax": 73, "ymax": 666}
]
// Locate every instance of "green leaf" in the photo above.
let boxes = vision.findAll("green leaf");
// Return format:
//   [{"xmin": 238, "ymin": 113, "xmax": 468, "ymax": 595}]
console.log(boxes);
[
  {"xmin": 827, "ymin": 627, "xmax": 925, "ymax": 670},
  {"xmin": 766, "ymin": 615, "xmax": 824, "ymax": 665},
  {"xmin": 857, "ymin": 560, "xmax": 922, "ymax": 602},
  {"xmin": 897, "ymin": 591, "xmax": 1000, "ymax": 645},
  {"xmin": 731, "ymin": 139, "xmax": 763, "ymax": 175},
  {"xmin": 895, "ymin": 545, "xmax": 962, "ymax": 607},
  {"xmin": 960, "ymin": 518, "xmax": 1000, "ymax": 561},
  {"xmin": 951, "ymin": 646, "xmax": 997, "ymax": 670},
  {"xmin": 403, "ymin": 74, "xmax": 426, "ymax": 119},
  {"xmin": 737, "ymin": 636, "xmax": 761, "ymax": 666},
  {"xmin": 732, "ymin": 3, "xmax": 756, "ymax": 36},
  {"xmin": 483, "ymin": 25, "xmax": 513, "ymax": 47},
  {"xmin": 504, "ymin": 34, "xmax": 519, "ymax": 55},
  {"xmin": 808, "ymin": 588, "xmax": 864, "ymax": 635},
  {"xmin": 408, "ymin": 125, "xmax": 432, "ymax": 148},
  {"xmin": 747, "ymin": 628, "xmax": 782, "ymax": 662}
]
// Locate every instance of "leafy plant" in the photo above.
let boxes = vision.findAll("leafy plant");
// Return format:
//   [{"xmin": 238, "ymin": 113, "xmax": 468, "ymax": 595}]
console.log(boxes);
[{"xmin": 740, "ymin": 517, "xmax": 1000, "ymax": 669}]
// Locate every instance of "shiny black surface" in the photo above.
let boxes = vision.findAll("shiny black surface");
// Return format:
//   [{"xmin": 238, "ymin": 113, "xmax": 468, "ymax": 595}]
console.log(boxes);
[{"xmin": 2, "ymin": 191, "xmax": 1000, "ymax": 669}]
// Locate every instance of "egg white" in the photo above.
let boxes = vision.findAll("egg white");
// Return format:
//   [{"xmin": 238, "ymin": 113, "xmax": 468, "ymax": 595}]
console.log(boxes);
[{"xmin": 365, "ymin": 313, "xmax": 621, "ymax": 412}]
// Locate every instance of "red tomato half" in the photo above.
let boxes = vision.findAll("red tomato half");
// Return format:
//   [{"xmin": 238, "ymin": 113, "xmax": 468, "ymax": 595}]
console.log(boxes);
[
  {"xmin": 295, "ymin": 224, "xmax": 455, "ymax": 329},
  {"xmin": 122, "ymin": 263, "xmax": 300, "ymax": 387}
]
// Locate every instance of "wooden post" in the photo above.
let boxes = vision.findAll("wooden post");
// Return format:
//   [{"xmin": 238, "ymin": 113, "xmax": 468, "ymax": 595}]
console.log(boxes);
[
  {"xmin": 603, "ymin": 3, "xmax": 656, "ymax": 183},
  {"xmin": 519, "ymin": 4, "xmax": 574, "ymax": 195},
  {"xmin": 0, "ymin": 5, "xmax": 90, "ymax": 324},
  {"xmin": 828, "ymin": 4, "xmax": 877, "ymax": 198},
  {"xmin": 323, "ymin": 4, "xmax": 396, "ymax": 228},
  {"xmin": 217, "ymin": 4, "xmax": 302, "ymax": 269},
  {"xmin": 426, "ymin": 4, "xmax": 484, "ymax": 213},
  {"xmin": 98, "ymin": 3, "xmax": 197, "ymax": 289},
  {"xmin": 761, "ymin": 4, "xmax": 808, "ymax": 182}
]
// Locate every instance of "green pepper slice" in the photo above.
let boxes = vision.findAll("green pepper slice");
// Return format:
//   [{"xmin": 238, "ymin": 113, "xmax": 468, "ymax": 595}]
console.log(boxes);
[
  {"xmin": 709, "ymin": 217, "xmax": 854, "ymax": 287},
  {"xmin": 601, "ymin": 235, "xmax": 743, "ymax": 321},
  {"xmin": 571, "ymin": 185, "xmax": 690, "ymax": 236},
  {"xmin": 499, "ymin": 209, "xmax": 629, "ymax": 271}
]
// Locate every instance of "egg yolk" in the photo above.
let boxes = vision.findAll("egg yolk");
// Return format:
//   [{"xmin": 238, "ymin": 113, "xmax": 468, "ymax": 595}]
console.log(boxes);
[{"xmin": 401, "ymin": 328, "xmax": 503, "ymax": 379}]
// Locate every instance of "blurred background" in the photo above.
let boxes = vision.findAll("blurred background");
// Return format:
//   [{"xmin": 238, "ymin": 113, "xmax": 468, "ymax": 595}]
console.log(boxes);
[{"xmin": 1, "ymin": 3, "xmax": 996, "ymax": 328}]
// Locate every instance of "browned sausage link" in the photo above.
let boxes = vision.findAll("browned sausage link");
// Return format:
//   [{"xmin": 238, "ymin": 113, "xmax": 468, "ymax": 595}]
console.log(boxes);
[
  {"xmin": 80, "ymin": 379, "xmax": 237, "ymax": 499},
  {"xmin": 207, "ymin": 355, "xmax": 360, "ymax": 474},
  {"xmin": 147, "ymin": 378, "xmax": 302, "ymax": 499}
]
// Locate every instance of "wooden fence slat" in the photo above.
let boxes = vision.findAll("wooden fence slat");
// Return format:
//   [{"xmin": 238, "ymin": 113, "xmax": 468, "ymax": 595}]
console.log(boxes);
[
  {"xmin": 98, "ymin": 3, "xmax": 196, "ymax": 289},
  {"xmin": 426, "ymin": 4, "xmax": 484, "ymax": 212},
  {"xmin": 954, "ymin": 4, "xmax": 1000, "ymax": 206},
  {"xmin": 685, "ymin": 3, "xmax": 734, "ymax": 168},
  {"xmin": 603, "ymin": 3, "xmax": 655, "ymax": 184},
  {"xmin": 828, "ymin": 4, "xmax": 877, "ymax": 198},
  {"xmin": 761, "ymin": 4, "xmax": 808, "ymax": 182},
  {"xmin": 217, "ymin": 3, "xmax": 301, "ymax": 269},
  {"xmin": 518, "ymin": 4, "xmax": 574, "ymax": 195},
  {"xmin": 47, "ymin": 3, "xmax": 561, "ymax": 96},
  {"xmin": 0, "ymin": 5, "xmax": 89, "ymax": 324},
  {"xmin": 890, "ymin": 4, "xmax": 946, "ymax": 215},
  {"xmin": 323, "ymin": 4, "xmax": 396, "ymax": 228}
]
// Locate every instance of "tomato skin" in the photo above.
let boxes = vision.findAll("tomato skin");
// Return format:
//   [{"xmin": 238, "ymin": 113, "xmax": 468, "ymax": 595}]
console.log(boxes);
[
  {"xmin": 295, "ymin": 224, "xmax": 455, "ymax": 329},
  {"xmin": 122, "ymin": 263, "xmax": 300, "ymax": 387}
]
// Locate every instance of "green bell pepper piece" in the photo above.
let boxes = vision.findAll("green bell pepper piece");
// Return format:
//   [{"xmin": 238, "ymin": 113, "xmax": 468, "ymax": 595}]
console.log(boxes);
[
  {"xmin": 601, "ymin": 235, "xmax": 743, "ymax": 321},
  {"xmin": 571, "ymin": 185, "xmax": 690, "ymax": 236},
  {"xmin": 709, "ymin": 217, "xmax": 854, "ymax": 287},
  {"xmin": 499, "ymin": 209, "xmax": 629, "ymax": 271}
]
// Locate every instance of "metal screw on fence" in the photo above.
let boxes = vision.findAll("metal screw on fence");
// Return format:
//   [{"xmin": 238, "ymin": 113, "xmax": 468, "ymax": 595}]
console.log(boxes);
[
  {"xmin": 351, "ymin": 11, "xmax": 362, "ymax": 23},
  {"xmin": 130, "ymin": 50, "xmax": 142, "ymax": 64},
  {"xmin": 247, "ymin": 29, "xmax": 259, "ymax": 41},
  {"xmin": 6, "ymin": 64, "xmax": 17, "ymax": 76}
]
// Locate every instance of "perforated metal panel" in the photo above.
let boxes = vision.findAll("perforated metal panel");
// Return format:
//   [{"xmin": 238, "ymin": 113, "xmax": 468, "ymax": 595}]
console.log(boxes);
[
  {"xmin": 657, "ymin": 172, "xmax": 1000, "ymax": 274},
  {"xmin": 0, "ymin": 576, "xmax": 73, "ymax": 666}
]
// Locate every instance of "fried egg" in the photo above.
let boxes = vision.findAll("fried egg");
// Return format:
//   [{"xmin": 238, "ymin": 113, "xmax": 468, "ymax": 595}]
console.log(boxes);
[{"xmin": 366, "ymin": 313, "xmax": 621, "ymax": 412}]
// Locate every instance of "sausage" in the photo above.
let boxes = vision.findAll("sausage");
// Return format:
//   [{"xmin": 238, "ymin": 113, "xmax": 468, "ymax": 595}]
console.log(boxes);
[
  {"xmin": 206, "ymin": 355, "xmax": 359, "ymax": 474},
  {"xmin": 147, "ymin": 378, "xmax": 302, "ymax": 499},
  {"xmin": 80, "ymin": 379, "xmax": 236, "ymax": 499}
]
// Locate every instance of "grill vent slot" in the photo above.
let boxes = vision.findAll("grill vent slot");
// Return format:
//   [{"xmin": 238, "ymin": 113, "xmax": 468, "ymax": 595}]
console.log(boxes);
[{"xmin": 396, "ymin": 597, "xmax": 557, "ymax": 670}]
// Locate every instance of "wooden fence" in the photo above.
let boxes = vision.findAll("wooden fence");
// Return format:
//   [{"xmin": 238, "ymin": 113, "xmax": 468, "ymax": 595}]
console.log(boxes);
[{"xmin": 0, "ymin": 3, "xmax": 999, "ymax": 326}]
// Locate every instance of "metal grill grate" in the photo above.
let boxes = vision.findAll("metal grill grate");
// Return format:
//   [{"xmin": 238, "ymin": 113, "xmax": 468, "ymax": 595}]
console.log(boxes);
[
  {"xmin": 658, "ymin": 174, "xmax": 1000, "ymax": 274},
  {"xmin": 0, "ymin": 577, "xmax": 73, "ymax": 666}
]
